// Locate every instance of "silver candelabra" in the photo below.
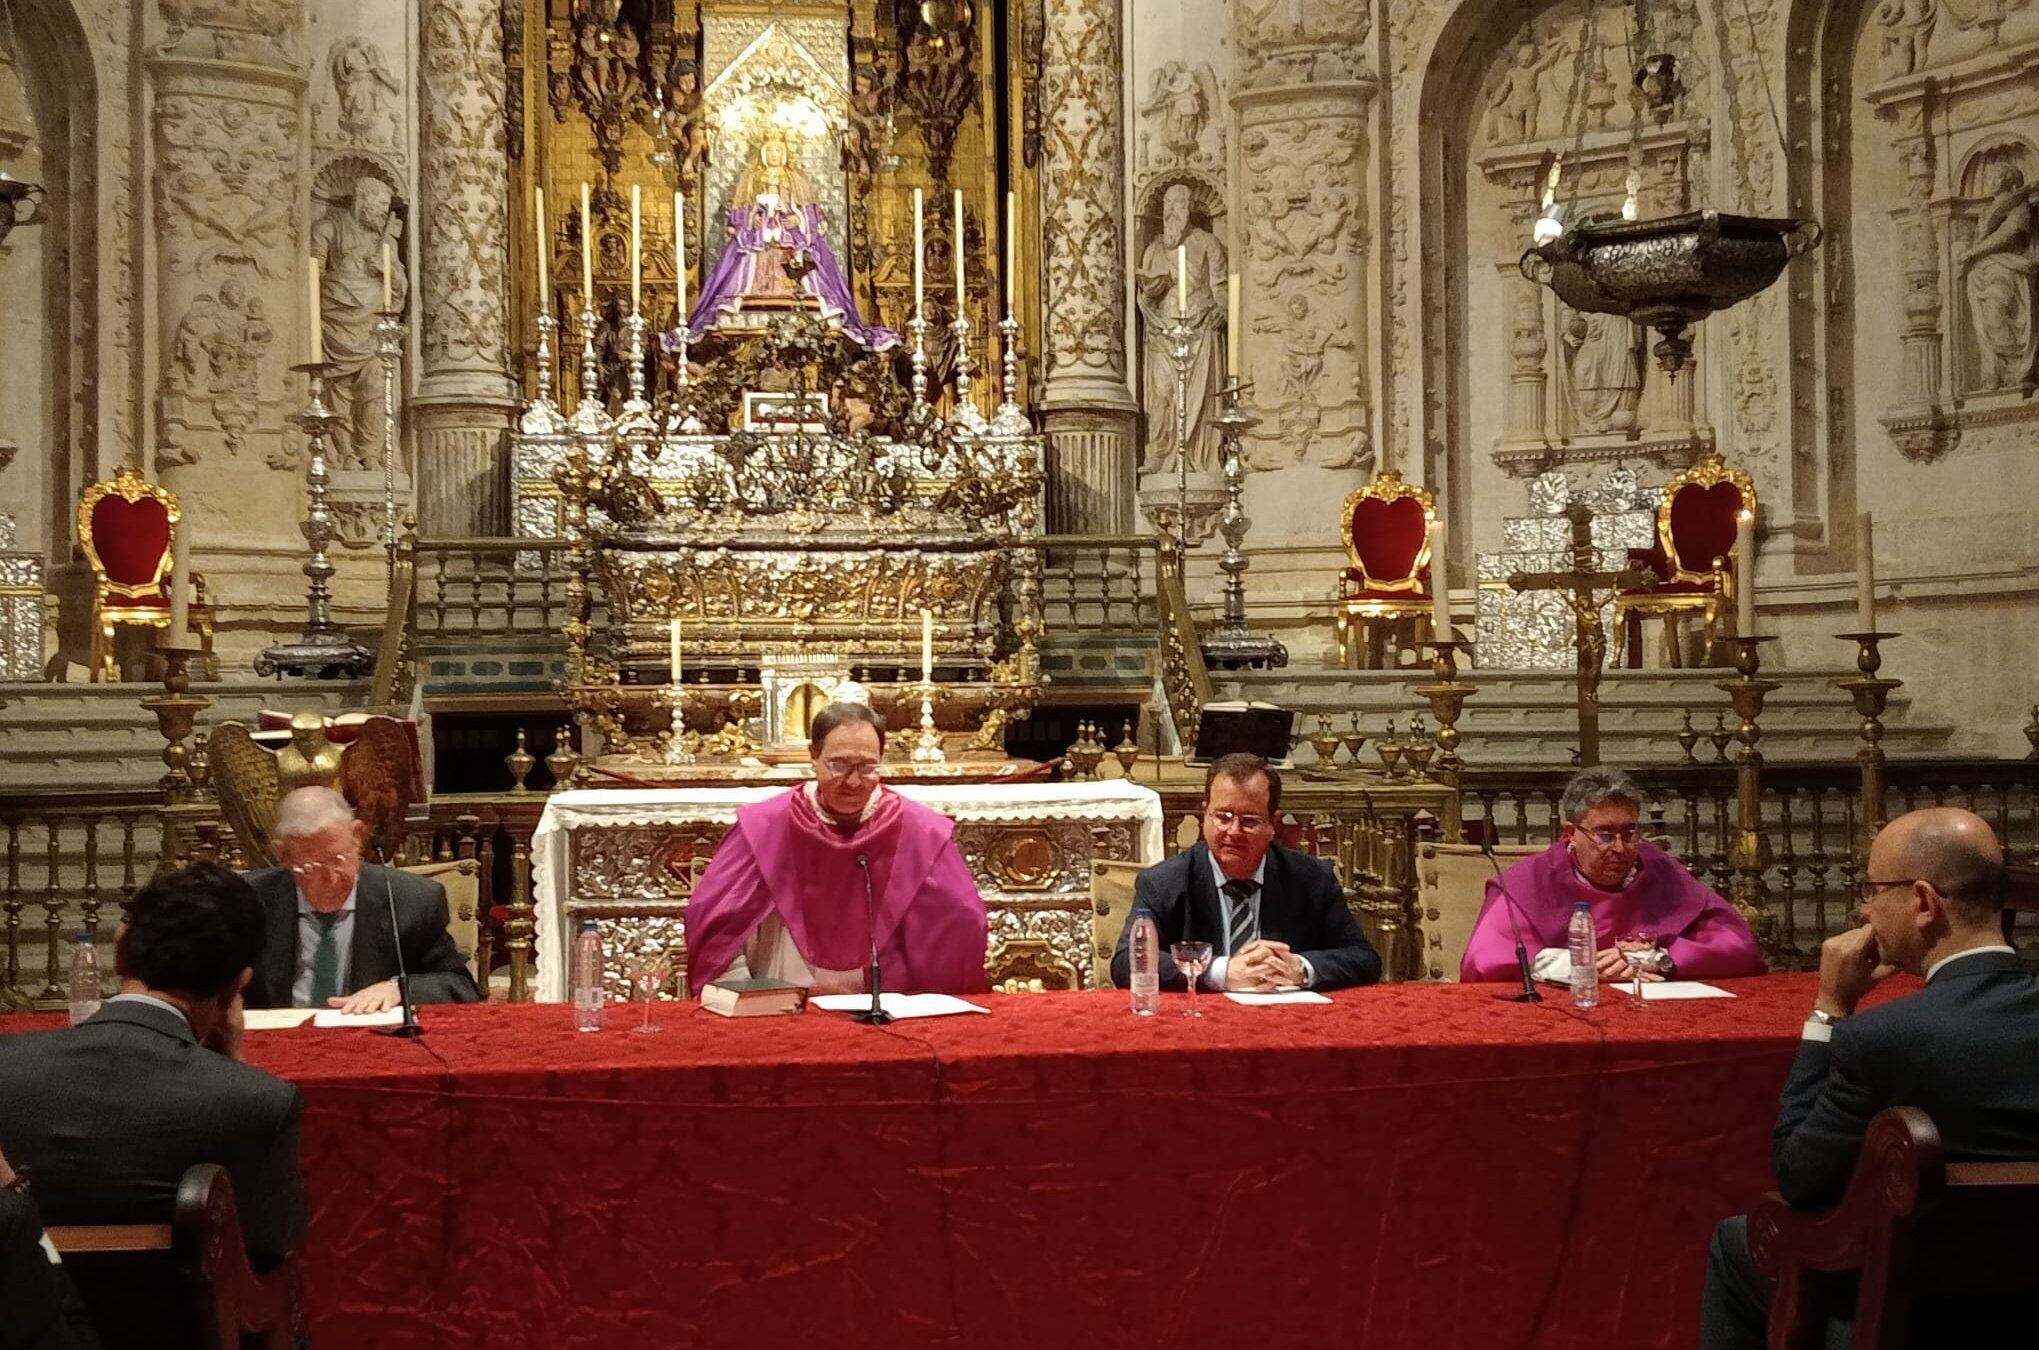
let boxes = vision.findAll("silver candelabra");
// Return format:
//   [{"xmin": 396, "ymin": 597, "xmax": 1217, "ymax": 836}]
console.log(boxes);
[
  {"xmin": 1198, "ymin": 376, "xmax": 1286, "ymax": 671},
  {"xmin": 256, "ymin": 363, "xmax": 374, "ymax": 679},
  {"xmin": 990, "ymin": 311, "xmax": 1029, "ymax": 438},
  {"xmin": 374, "ymin": 306, "xmax": 403, "ymax": 575},
  {"xmin": 617, "ymin": 308, "xmax": 653, "ymax": 433},
  {"xmin": 568, "ymin": 303, "xmax": 613, "ymax": 437},
  {"xmin": 908, "ymin": 310, "xmax": 931, "ymax": 412},
  {"xmin": 520, "ymin": 306, "xmax": 569, "ymax": 436},
  {"xmin": 949, "ymin": 311, "xmax": 987, "ymax": 431}
]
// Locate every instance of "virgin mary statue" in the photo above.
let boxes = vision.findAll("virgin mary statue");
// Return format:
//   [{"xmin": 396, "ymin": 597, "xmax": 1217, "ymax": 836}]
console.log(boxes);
[{"xmin": 686, "ymin": 128, "xmax": 898, "ymax": 350}]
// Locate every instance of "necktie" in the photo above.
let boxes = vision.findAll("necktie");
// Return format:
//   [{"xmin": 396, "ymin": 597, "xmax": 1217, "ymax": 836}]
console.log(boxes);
[
  {"xmin": 309, "ymin": 912, "xmax": 342, "ymax": 1006},
  {"xmin": 1222, "ymin": 878, "xmax": 1259, "ymax": 955}
]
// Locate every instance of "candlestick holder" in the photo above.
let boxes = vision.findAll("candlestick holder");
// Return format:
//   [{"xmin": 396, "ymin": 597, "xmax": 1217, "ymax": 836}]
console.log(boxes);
[
  {"xmin": 908, "ymin": 312, "xmax": 931, "ymax": 413},
  {"xmin": 373, "ymin": 306, "xmax": 404, "ymax": 573},
  {"xmin": 1161, "ymin": 314, "xmax": 1198, "ymax": 573},
  {"xmin": 909, "ymin": 679, "xmax": 946, "ymax": 764},
  {"xmin": 141, "ymin": 643, "xmax": 211, "ymax": 803},
  {"xmin": 1414, "ymin": 640, "xmax": 1478, "ymax": 780},
  {"xmin": 257, "ymin": 363, "xmax": 375, "ymax": 679},
  {"xmin": 1835, "ymin": 631, "xmax": 1903, "ymax": 847},
  {"xmin": 617, "ymin": 309, "xmax": 653, "ymax": 432},
  {"xmin": 569, "ymin": 304, "xmax": 613, "ymax": 437},
  {"xmin": 949, "ymin": 313, "xmax": 988, "ymax": 431},
  {"xmin": 520, "ymin": 307, "xmax": 569, "ymax": 435},
  {"xmin": 990, "ymin": 312, "xmax": 1029, "ymax": 437},
  {"xmin": 1199, "ymin": 376, "xmax": 1286, "ymax": 671},
  {"xmin": 666, "ymin": 320, "xmax": 702, "ymax": 434},
  {"xmin": 1715, "ymin": 635, "xmax": 1781, "ymax": 939},
  {"xmin": 663, "ymin": 684, "xmax": 695, "ymax": 766}
]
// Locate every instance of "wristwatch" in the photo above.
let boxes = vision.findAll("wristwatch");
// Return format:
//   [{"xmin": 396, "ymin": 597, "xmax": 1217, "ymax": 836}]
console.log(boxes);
[{"xmin": 1806, "ymin": 1008, "xmax": 1844, "ymax": 1028}]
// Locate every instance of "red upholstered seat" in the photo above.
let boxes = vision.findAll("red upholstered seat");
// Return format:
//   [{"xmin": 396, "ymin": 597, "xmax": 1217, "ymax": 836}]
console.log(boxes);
[
  {"xmin": 77, "ymin": 463, "xmax": 215, "ymax": 681},
  {"xmin": 86, "ymin": 480, "xmax": 173, "ymax": 597},
  {"xmin": 1348, "ymin": 492, "xmax": 1428, "ymax": 591},
  {"xmin": 1666, "ymin": 478, "xmax": 1743, "ymax": 577}
]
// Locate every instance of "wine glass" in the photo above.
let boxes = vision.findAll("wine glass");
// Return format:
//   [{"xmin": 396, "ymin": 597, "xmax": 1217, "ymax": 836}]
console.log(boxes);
[
  {"xmin": 630, "ymin": 949, "xmax": 671, "ymax": 1033},
  {"xmin": 1616, "ymin": 931, "xmax": 1661, "ymax": 1003},
  {"xmin": 1170, "ymin": 940, "xmax": 1213, "ymax": 1017}
]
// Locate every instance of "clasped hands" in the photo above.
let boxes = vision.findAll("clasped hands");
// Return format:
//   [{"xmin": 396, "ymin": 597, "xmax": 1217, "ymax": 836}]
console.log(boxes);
[
  {"xmin": 1221, "ymin": 939, "xmax": 1305, "ymax": 992},
  {"xmin": 1593, "ymin": 945, "xmax": 1666, "ymax": 983}
]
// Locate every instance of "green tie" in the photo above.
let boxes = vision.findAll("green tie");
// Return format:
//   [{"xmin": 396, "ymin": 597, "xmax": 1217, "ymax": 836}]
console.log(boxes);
[{"xmin": 309, "ymin": 912, "xmax": 341, "ymax": 1006}]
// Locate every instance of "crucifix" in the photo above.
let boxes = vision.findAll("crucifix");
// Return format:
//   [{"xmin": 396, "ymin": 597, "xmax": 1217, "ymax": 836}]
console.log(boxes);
[{"xmin": 1506, "ymin": 501, "xmax": 1656, "ymax": 766}]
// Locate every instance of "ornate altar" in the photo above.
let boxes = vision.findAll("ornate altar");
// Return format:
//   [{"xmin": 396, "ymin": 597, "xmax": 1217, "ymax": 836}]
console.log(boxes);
[{"xmin": 530, "ymin": 780, "xmax": 1166, "ymax": 998}]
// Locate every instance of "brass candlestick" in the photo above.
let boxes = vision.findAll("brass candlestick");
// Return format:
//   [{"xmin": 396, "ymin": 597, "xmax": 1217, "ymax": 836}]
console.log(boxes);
[
  {"xmin": 1676, "ymin": 709, "xmax": 1700, "ymax": 762},
  {"xmin": 140, "ymin": 644, "xmax": 211, "ymax": 802},
  {"xmin": 1835, "ymin": 631, "xmax": 1902, "ymax": 848},
  {"xmin": 505, "ymin": 728, "xmax": 536, "ymax": 791},
  {"xmin": 1715, "ymin": 636, "xmax": 1780, "ymax": 938},
  {"xmin": 1414, "ymin": 640, "xmax": 1478, "ymax": 779},
  {"xmin": 545, "ymin": 724, "xmax": 581, "ymax": 790}
]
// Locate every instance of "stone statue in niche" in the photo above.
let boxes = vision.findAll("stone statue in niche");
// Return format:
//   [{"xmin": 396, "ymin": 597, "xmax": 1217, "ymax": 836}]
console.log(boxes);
[
  {"xmin": 1875, "ymin": 0, "xmax": 1936, "ymax": 76},
  {"xmin": 1958, "ymin": 164, "xmax": 2038, "ymax": 391},
  {"xmin": 312, "ymin": 175, "xmax": 406, "ymax": 470},
  {"xmin": 1139, "ymin": 62, "xmax": 1219, "ymax": 165},
  {"xmin": 1136, "ymin": 183, "xmax": 1227, "ymax": 475},
  {"xmin": 329, "ymin": 38, "xmax": 401, "ymax": 146},
  {"xmin": 1486, "ymin": 36, "xmax": 1565, "ymax": 145},
  {"xmin": 1560, "ymin": 310, "xmax": 1643, "ymax": 434}
]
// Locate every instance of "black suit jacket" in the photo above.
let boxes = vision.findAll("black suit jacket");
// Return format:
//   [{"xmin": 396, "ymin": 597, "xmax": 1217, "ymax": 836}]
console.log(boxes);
[
  {"xmin": 1773, "ymin": 949, "xmax": 2039, "ymax": 1209},
  {"xmin": 1110, "ymin": 841, "xmax": 1382, "ymax": 991},
  {"xmin": 242, "ymin": 863, "xmax": 480, "ymax": 1009},
  {"xmin": 0, "ymin": 1000, "xmax": 305, "ymax": 1267},
  {"xmin": 0, "ymin": 1188, "xmax": 98, "ymax": 1350}
]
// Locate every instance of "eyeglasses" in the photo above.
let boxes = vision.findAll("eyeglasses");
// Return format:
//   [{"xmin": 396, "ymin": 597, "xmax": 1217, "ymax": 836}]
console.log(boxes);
[
  {"xmin": 821, "ymin": 757, "xmax": 883, "ymax": 780},
  {"xmin": 1580, "ymin": 826, "xmax": 1640, "ymax": 847},
  {"xmin": 1855, "ymin": 877, "xmax": 1920, "ymax": 904},
  {"xmin": 284, "ymin": 851, "xmax": 357, "ymax": 879},
  {"xmin": 1207, "ymin": 808, "xmax": 1272, "ymax": 833}
]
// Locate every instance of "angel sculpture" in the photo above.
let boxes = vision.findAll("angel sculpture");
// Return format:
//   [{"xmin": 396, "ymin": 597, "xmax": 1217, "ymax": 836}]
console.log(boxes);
[{"xmin": 209, "ymin": 711, "xmax": 422, "ymax": 867}]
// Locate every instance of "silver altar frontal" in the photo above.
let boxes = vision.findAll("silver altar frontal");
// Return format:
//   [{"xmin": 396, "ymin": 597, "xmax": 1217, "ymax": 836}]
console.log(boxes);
[{"xmin": 530, "ymin": 781, "xmax": 1166, "ymax": 1000}]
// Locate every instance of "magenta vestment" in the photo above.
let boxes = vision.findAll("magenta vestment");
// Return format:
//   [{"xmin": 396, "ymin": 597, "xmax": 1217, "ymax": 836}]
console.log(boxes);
[
  {"xmin": 1460, "ymin": 838, "xmax": 1765, "ymax": 982},
  {"xmin": 684, "ymin": 787, "xmax": 987, "ymax": 996}
]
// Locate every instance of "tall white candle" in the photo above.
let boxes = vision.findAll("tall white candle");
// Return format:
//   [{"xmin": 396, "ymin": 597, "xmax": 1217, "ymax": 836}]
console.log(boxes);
[
  {"xmin": 912, "ymin": 188, "xmax": 925, "ymax": 315},
  {"xmin": 535, "ymin": 185, "xmax": 548, "ymax": 300},
  {"xmin": 1736, "ymin": 512, "xmax": 1757, "ymax": 636},
  {"xmin": 381, "ymin": 239, "xmax": 393, "ymax": 311},
  {"xmin": 1176, "ymin": 244, "xmax": 1187, "ymax": 311},
  {"xmin": 579, "ymin": 182, "xmax": 593, "ymax": 310},
  {"xmin": 630, "ymin": 183, "xmax": 642, "ymax": 314},
  {"xmin": 1856, "ymin": 512, "xmax": 1876, "ymax": 632},
  {"xmin": 953, "ymin": 190, "xmax": 966, "ymax": 313},
  {"xmin": 1427, "ymin": 520, "xmax": 1450, "ymax": 640},
  {"xmin": 920, "ymin": 608, "xmax": 934, "ymax": 682},
  {"xmin": 1226, "ymin": 272, "xmax": 1242, "ymax": 377},
  {"xmin": 307, "ymin": 257, "xmax": 323, "ymax": 363},
  {"xmin": 674, "ymin": 192, "xmax": 687, "ymax": 321},
  {"xmin": 669, "ymin": 616, "xmax": 682, "ymax": 684},
  {"xmin": 1003, "ymin": 191, "xmax": 1015, "ymax": 316},
  {"xmin": 167, "ymin": 521, "xmax": 192, "ymax": 646}
]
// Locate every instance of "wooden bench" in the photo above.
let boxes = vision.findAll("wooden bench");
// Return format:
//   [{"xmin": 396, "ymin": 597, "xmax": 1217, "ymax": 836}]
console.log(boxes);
[
  {"xmin": 1748, "ymin": 1105, "xmax": 2039, "ymax": 1350},
  {"xmin": 44, "ymin": 1164, "xmax": 302, "ymax": 1350}
]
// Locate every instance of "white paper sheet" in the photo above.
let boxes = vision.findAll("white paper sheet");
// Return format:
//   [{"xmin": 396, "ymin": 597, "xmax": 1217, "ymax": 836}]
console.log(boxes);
[
  {"xmin": 1637, "ymin": 981, "xmax": 1735, "ymax": 1001},
  {"xmin": 242, "ymin": 1008, "xmax": 318, "ymax": 1031},
  {"xmin": 808, "ymin": 993, "xmax": 990, "ymax": 1019},
  {"xmin": 1223, "ymin": 990, "xmax": 1333, "ymax": 1005},
  {"xmin": 311, "ymin": 1007, "xmax": 407, "ymax": 1028}
]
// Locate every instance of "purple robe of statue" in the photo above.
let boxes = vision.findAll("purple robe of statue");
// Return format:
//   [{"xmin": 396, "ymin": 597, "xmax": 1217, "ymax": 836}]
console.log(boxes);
[
  {"xmin": 1460, "ymin": 838, "xmax": 1765, "ymax": 982},
  {"xmin": 684, "ymin": 785, "xmax": 988, "ymax": 997},
  {"xmin": 685, "ymin": 200, "xmax": 899, "ymax": 351}
]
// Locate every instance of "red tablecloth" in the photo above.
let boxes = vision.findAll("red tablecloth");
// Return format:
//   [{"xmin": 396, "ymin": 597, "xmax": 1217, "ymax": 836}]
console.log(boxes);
[{"xmin": 207, "ymin": 973, "xmax": 1870, "ymax": 1350}]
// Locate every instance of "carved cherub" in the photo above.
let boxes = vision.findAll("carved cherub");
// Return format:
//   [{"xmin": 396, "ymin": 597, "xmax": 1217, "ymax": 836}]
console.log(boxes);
[
  {"xmin": 1486, "ymin": 36, "xmax": 1566, "ymax": 145},
  {"xmin": 843, "ymin": 64, "xmax": 890, "ymax": 177}
]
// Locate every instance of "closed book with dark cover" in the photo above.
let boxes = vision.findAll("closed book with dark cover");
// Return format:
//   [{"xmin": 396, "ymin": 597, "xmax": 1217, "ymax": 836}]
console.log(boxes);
[{"xmin": 701, "ymin": 977, "xmax": 808, "ymax": 1018}]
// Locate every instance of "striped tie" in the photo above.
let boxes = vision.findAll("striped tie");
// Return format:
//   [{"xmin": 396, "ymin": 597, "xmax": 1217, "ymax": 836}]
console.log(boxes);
[{"xmin": 1222, "ymin": 878, "xmax": 1259, "ymax": 955}]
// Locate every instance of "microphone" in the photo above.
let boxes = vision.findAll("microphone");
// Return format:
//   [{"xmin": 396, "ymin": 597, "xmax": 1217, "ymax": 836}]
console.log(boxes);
[
  {"xmin": 849, "ymin": 852, "xmax": 892, "ymax": 1025},
  {"xmin": 370, "ymin": 840, "xmax": 423, "ymax": 1039},
  {"xmin": 1480, "ymin": 836, "xmax": 1543, "ymax": 1004}
]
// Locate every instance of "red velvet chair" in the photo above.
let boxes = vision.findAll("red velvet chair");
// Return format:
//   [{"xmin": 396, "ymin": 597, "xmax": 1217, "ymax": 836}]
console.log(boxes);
[
  {"xmin": 1335, "ymin": 470, "xmax": 1436, "ymax": 669},
  {"xmin": 1614, "ymin": 452, "xmax": 1754, "ymax": 668},
  {"xmin": 77, "ymin": 463, "xmax": 215, "ymax": 681}
]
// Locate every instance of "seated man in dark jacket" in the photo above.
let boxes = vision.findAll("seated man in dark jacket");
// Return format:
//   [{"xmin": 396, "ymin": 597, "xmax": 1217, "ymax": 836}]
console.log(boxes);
[{"xmin": 1, "ymin": 1144, "xmax": 99, "ymax": 1350}]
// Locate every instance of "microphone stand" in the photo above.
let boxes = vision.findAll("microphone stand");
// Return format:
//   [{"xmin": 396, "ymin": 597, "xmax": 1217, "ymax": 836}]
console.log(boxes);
[
  {"xmin": 850, "ymin": 852, "xmax": 892, "ymax": 1025},
  {"xmin": 370, "ymin": 838, "xmax": 423, "ymax": 1038},
  {"xmin": 1481, "ymin": 838, "xmax": 1543, "ymax": 1004}
]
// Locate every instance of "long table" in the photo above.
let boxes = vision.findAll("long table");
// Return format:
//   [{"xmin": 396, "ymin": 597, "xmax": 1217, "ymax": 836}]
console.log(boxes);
[{"xmin": 9, "ymin": 976, "xmax": 1870, "ymax": 1348}]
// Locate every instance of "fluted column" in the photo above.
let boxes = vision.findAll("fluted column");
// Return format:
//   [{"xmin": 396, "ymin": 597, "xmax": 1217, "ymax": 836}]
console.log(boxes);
[
  {"xmin": 415, "ymin": 0, "xmax": 517, "ymax": 535},
  {"xmin": 1037, "ymin": 0, "xmax": 1137, "ymax": 534}
]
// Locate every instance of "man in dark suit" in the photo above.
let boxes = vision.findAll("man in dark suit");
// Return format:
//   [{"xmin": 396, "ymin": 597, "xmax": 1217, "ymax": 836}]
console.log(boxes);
[
  {"xmin": 243, "ymin": 785, "xmax": 479, "ymax": 1013},
  {"xmin": 0, "ymin": 864, "xmax": 306, "ymax": 1268},
  {"xmin": 1111, "ymin": 753, "xmax": 1381, "ymax": 991},
  {"xmin": 1, "ymin": 1145, "xmax": 99, "ymax": 1350},
  {"xmin": 1700, "ymin": 806, "xmax": 2039, "ymax": 1350}
]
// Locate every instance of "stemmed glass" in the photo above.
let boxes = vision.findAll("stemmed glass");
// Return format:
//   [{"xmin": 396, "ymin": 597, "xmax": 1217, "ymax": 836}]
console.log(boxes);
[
  {"xmin": 1171, "ymin": 941, "xmax": 1213, "ymax": 1018},
  {"xmin": 1616, "ymin": 931, "xmax": 1662, "ymax": 1004},
  {"xmin": 630, "ymin": 949, "xmax": 672, "ymax": 1033}
]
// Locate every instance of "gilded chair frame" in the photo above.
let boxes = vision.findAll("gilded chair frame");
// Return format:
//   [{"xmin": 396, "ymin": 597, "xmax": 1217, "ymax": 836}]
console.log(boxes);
[
  {"xmin": 77, "ymin": 462, "xmax": 214, "ymax": 681},
  {"xmin": 1339, "ymin": 469, "xmax": 1436, "ymax": 595},
  {"xmin": 1613, "ymin": 452, "xmax": 1756, "ymax": 668},
  {"xmin": 1337, "ymin": 470, "xmax": 1438, "ymax": 667}
]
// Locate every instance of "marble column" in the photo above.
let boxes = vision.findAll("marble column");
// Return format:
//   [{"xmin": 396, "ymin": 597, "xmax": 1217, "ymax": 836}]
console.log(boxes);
[
  {"xmin": 416, "ymin": 0, "xmax": 517, "ymax": 535},
  {"xmin": 1037, "ymin": 0, "xmax": 1137, "ymax": 534}
]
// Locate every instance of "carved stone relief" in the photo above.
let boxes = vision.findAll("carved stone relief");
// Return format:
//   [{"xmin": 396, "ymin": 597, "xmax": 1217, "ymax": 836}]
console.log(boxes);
[
  {"xmin": 328, "ymin": 38, "xmax": 402, "ymax": 149},
  {"xmin": 1137, "ymin": 60, "xmax": 1223, "ymax": 175}
]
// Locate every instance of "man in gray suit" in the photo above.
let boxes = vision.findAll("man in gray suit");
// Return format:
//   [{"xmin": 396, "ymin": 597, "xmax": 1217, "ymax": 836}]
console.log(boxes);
[
  {"xmin": 243, "ymin": 786, "xmax": 480, "ymax": 1013},
  {"xmin": 0, "ymin": 863, "xmax": 305, "ymax": 1268}
]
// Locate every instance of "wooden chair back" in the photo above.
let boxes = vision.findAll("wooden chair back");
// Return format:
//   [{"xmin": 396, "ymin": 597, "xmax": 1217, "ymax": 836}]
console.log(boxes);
[
  {"xmin": 401, "ymin": 856, "xmax": 483, "ymax": 980},
  {"xmin": 1089, "ymin": 859, "xmax": 1144, "ymax": 988},
  {"xmin": 2001, "ymin": 862, "xmax": 2038, "ymax": 945},
  {"xmin": 45, "ymin": 1163, "xmax": 303, "ymax": 1350},
  {"xmin": 1749, "ymin": 1106, "xmax": 2039, "ymax": 1350},
  {"xmin": 1414, "ymin": 840, "xmax": 1541, "ymax": 981}
]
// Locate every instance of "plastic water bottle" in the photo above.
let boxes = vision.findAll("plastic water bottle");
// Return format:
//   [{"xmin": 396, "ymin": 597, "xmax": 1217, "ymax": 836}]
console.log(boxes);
[
  {"xmin": 1568, "ymin": 902, "xmax": 1599, "ymax": 1009},
  {"xmin": 572, "ymin": 920, "xmax": 605, "ymax": 1032},
  {"xmin": 68, "ymin": 935, "xmax": 101, "ymax": 1025},
  {"xmin": 1128, "ymin": 906, "xmax": 1161, "ymax": 1015}
]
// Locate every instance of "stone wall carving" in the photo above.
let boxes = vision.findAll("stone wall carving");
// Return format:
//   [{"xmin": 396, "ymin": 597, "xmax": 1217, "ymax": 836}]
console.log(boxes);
[
  {"xmin": 1137, "ymin": 60, "xmax": 1223, "ymax": 174},
  {"xmin": 329, "ymin": 37, "xmax": 401, "ymax": 148}
]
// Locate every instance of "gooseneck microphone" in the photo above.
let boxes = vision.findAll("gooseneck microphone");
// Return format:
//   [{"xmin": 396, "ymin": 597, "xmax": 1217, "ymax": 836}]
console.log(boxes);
[
  {"xmin": 1480, "ymin": 836, "xmax": 1543, "ymax": 1004},
  {"xmin": 371, "ymin": 840, "xmax": 423, "ymax": 1039},
  {"xmin": 849, "ymin": 852, "xmax": 892, "ymax": 1025}
]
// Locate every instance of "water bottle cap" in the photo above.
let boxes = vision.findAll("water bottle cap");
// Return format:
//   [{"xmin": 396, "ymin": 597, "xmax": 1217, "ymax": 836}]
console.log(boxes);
[
  {"xmin": 74, "ymin": 932, "xmax": 93, "ymax": 944},
  {"xmin": 1572, "ymin": 901, "xmax": 1591, "ymax": 911},
  {"xmin": 578, "ymin": 919, "xmax": 598, "ymax": 931}
]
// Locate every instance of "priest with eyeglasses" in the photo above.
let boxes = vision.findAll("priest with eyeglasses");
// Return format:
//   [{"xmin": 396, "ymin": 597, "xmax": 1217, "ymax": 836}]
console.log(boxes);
[
  {"xmin": 1460, "ymin": 767, "xmax": 1765, "ymax": 984},
  {"xmin": 683, "ymin": 700, "xmax": 989, "ymax": 997}
]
